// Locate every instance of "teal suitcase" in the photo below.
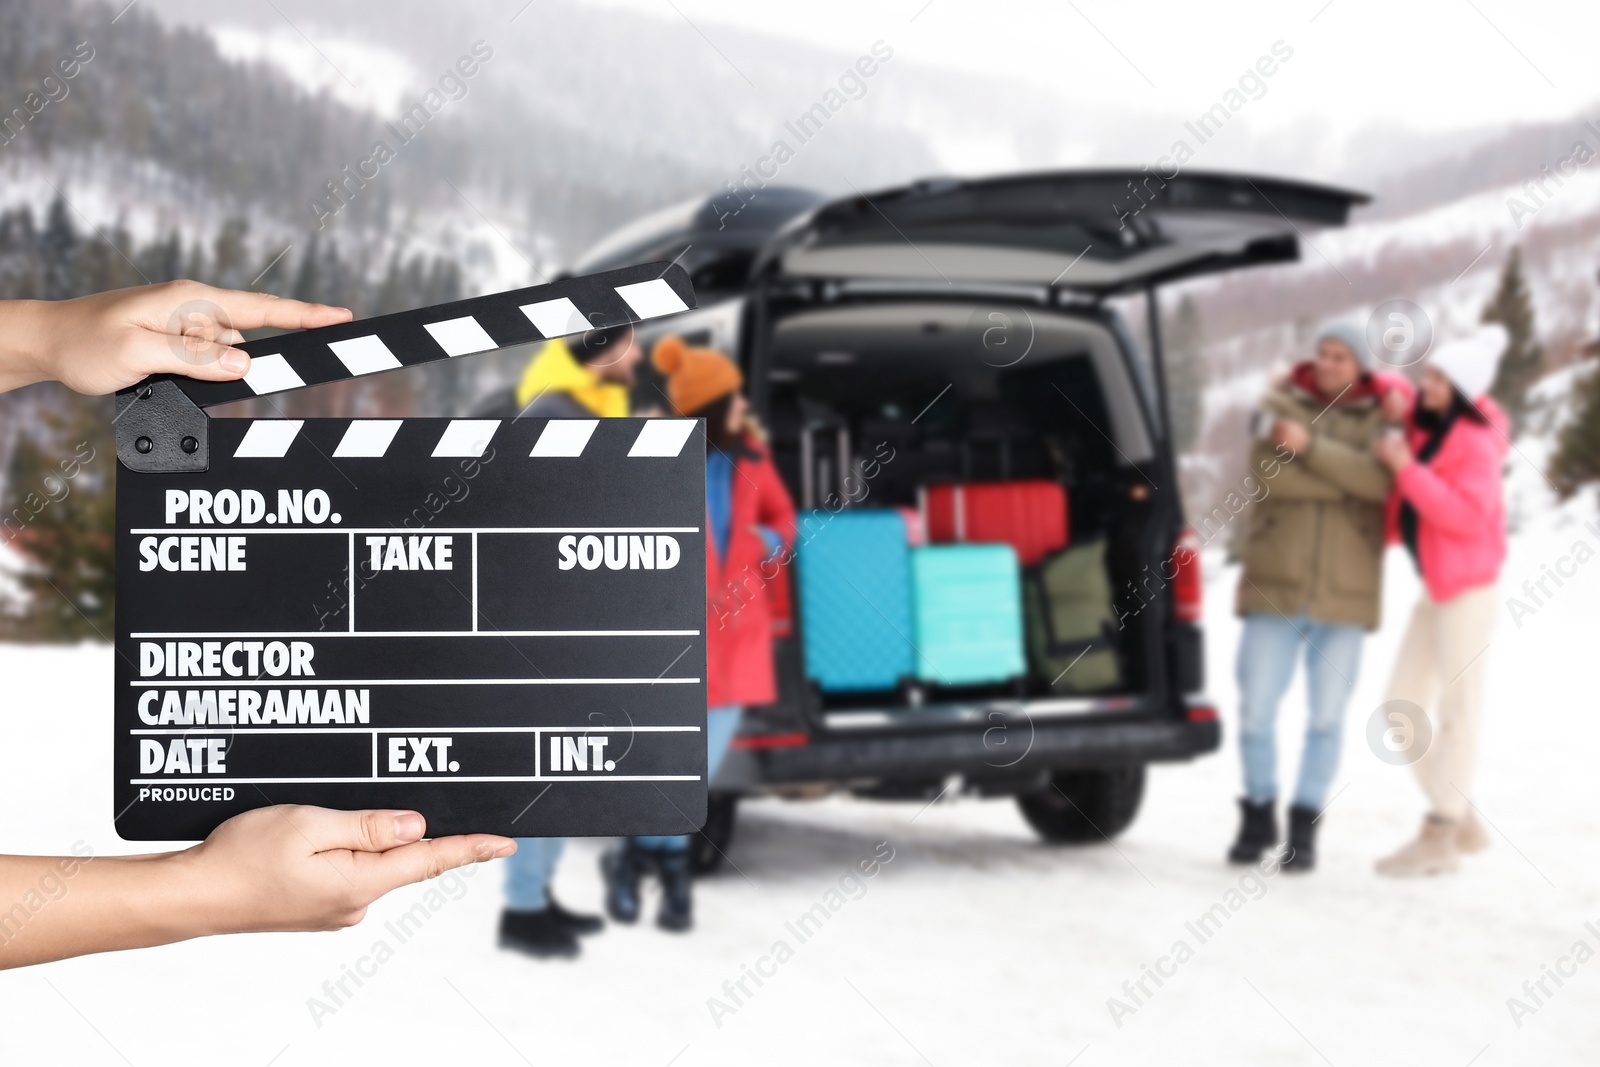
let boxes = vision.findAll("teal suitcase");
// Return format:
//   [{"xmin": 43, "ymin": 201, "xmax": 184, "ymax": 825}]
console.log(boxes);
[
  {"xmin": 909, "ymin": 544, "xmax": 1026, "ymax": 686},
  {"xmin": 797, "ymin": 510, "xmax": 916, "ymax": 692}
]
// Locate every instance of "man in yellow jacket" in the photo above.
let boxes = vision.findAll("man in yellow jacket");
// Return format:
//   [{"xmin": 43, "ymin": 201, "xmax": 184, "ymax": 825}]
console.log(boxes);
[
  {"xmin": 487, "ymin": 323, "xmax": 642, "ymax": 958},
  {"xmin": 469, "ymin": 322, "xmax": 641, "ymax": 421},
  {"xmin": 512, "ymin": 328, "xmax": 637, "ymax": 419}
]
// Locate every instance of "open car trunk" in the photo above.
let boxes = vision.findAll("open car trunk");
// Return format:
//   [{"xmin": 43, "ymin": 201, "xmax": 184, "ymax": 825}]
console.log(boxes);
[
  {"xmin": 756, "ymin": 298, "xmax": 1163, "ymax": 729},
  {"xmin": 609, "ymin": 168, "xmax": 1366, "ymax": 787},
  {"xmin": 737, "ymin": 170, "xmax": 1365, "ymax": 736}
]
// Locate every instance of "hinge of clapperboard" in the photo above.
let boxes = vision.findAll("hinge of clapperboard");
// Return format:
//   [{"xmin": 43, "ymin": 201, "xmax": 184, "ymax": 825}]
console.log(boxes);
[{"xmin": 113, "ymin": 264, "xmax": 697, "ymax": 472}]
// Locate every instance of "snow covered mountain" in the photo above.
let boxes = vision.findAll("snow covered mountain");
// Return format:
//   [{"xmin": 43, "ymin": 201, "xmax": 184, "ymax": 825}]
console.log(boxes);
[
  {"xmin": 1174, "ymin": 150, "xmax": 1600, "ymax": 523},
  {"xmin": 5, "ymin": 0, "xmax": 1599, "ymax": 517}
]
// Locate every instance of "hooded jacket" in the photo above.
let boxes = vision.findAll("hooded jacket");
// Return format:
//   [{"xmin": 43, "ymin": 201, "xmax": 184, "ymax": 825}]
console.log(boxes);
[
  {"xmin": 1384, "ymin": 396, "xmax": 1509, "ymax": 603},
  {"xmin": 514, "ymin": 338, "xmax": 629, "ymax": 418}
]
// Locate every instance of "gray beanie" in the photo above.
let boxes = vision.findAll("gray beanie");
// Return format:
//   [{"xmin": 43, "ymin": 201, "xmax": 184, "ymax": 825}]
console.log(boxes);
[{"xmin": 1316, "ymin": 320, "xmax": 1372, "ymax": 370}]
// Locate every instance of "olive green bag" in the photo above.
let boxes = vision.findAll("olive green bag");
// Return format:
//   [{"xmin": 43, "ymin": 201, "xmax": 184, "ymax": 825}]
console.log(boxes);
[{"xmin": 1023, "ymin": 538, "xmax": 1122, "ymax": 693}]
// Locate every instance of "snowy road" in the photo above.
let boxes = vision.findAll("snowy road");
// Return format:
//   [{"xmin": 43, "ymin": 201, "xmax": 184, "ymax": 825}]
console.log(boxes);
[{"xmin": 2, "ymin": 502, "xmax": 1597, "ymax": 1066}]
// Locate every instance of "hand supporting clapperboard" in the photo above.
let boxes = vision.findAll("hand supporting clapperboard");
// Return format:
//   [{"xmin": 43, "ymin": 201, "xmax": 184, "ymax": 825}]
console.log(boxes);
[{"xmin": 0, "ymin": 265, "xmax": 703, "ymax": 969}]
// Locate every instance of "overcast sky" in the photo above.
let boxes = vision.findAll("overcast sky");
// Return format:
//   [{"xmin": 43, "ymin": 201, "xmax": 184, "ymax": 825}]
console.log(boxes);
[{"xmin": 588, "ymin": 0, "xmax": 1596, "ymax": 137}]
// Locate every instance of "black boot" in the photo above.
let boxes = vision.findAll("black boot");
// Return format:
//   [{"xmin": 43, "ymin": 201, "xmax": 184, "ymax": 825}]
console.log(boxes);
[
  {"xmin": 1283, "ymin": 805, "xmax": 1319, "ymax": 872},
  {"xmin": 601, "ymin": 842, "xmax": 650, "ymax": 924},
  {"xmin": 497, "ymin": 908, "xmax": 580, "ymax": 959},
  {"xmin": 547, "ymin": 894, "xmax": 604, "ymax": 936},
  {"xmin": 1227, "ymin": 798, "xmax": 1278, "ymax": 865},
  {"xmin": 656, "ymin": 850, "xmax": 693, "ymax": 933}
]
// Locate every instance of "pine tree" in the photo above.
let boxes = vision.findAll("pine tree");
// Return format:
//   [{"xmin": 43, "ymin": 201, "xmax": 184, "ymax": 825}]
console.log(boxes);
[
  {"xmin": 138, "ymin": 231, "xmax": 183, "ymax": 284},
  {"xmin": 73, "ymin": 231, "xmax": 119, "ymax": 297},
  {"xmin": 1549, "ymin": 267, "xmax": 1600, "ymax": 499},
  {"xmin": 1165, "ymin": 294, "xmax": 1205, "ymax": 454},
  {"xmin": 38, "ymin": 195, "xmax": 78, "ymax": 300},
  {"xmin": 424, "ymin": 258, "xmax": 462, "ymax": 306},
  {"xmin": 183, "ymin": 240, "xmax": 208, "ymax": 286},
  {"xmin": 372, "ymin": 248, "xmax": 409, "ymax": 316},
  {"xmin": 1551, "ymin": 361, "xmax": 1600, "ymax": 498},
  {"xmin": 211, "ymin": 218, "xmax": 251, "ymax": 289},
  {"xmin": 290, "ymin": 234, "xmax": 322, "ymax": 303},
  {"xmin": 106, "ymin": 221, "xmax": 145, "ymax": 290},
  {"xmin": 317, "ymin": 238, "xmax": 357, "ymax": 313},
  {"xmin": 1, "ymin": 395, "xmax": 115, "ymax": 640},
  {"xmin": 0, "ymin": 207, "xmax": 42, "ymax": 299},
  {"xmin": 1482, "ymin": 246, "xmax": 1545, "ymax": 435}
]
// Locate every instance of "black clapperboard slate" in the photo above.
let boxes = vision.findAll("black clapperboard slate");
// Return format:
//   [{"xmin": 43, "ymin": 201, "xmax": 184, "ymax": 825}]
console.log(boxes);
[{"xmin": 112, "ymin": 264, "xmax": 708, "ymax": 841}]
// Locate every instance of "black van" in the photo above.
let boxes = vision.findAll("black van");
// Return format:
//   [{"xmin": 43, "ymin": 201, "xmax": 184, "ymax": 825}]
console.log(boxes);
[{"xmin": 571, "ymin": 170, "xmax": 1366, "ymax": 866}]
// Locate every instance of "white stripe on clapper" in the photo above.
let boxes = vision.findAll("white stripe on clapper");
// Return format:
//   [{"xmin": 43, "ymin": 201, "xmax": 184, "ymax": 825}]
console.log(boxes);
[
  {"xmin": 529, "ymin": 419, "xmax": 599, "ymax": 457},
  {"xmin": 233, "ymin": 420, "xmax": 303, "ymax": 458},
  {"xmin": 615, "ymin": 279, "xmax": 689, "ymax": 319},
  {"xmin": 627, "ymin": 419, "xmax": 697, "ymax": 457},
  {"xmin": 242, "ymin": 353, "xmax": 306, "ymax": 395},
  {"xmin": 424, "ymin": 316, "xmax": 497, "ymax": 357},
  {"xmin": 328, "ymin": 335, "xmax": 402, "ymax": 376},
  {"xmin": 519, "ymin": 297, "xmax": 588, "ymax": 338},
  {"xmin": 333, "ymin": 420, "xmax": 403, "ymax": 457},
  {"xmin": 432, "ymin": 420, "xmax": 500, "ymax": 457}
]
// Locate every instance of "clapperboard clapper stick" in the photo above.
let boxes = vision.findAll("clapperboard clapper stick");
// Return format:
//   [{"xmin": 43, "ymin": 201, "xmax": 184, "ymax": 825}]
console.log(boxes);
[{"xmin": 111, "ymin": 263, "xmax": 709, "ymax": 841}]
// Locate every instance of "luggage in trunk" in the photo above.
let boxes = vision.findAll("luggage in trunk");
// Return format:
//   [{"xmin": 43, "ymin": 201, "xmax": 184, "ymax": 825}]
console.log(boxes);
[
  {"xmin": 1024, "ymin": 538, "xmax": 1122, "ymax": 693},
  {"xmin": 796, "ymin": 510, "xmax": 915, "ymax": 692},
  {"xmin": 919, "ymin": 480, "xmax": 1068, "ymax": 566},
  {"xmin": 908, "ymin": 544, "xmax": 1026, "ymax": 686}
]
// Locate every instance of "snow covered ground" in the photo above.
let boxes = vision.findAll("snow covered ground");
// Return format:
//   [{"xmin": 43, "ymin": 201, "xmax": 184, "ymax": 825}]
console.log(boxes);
[{"xmin": 2, "ymin": 490, "xmax": 1598, "ymax": 1066}]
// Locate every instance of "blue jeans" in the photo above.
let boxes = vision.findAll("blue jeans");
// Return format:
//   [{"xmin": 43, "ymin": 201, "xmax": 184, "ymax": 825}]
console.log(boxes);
[
  {"xmin": 502, "ymin": 706, "xmax": 743, "ymax": 907},
  {"xmin": 1236, "ymin": 613, "xmax": 1364, "ymax": 811},
  {"xmin": 503, "ymin": 836, "xmax": 565, "ymax": 911},
  {"xmin": 636, "ymin": 705, "xmax": 742, "ymax": 852}
]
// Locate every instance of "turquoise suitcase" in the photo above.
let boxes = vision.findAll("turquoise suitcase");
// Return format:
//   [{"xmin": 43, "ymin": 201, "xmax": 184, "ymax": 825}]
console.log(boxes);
[
  {"xmin": 909, "ymin": 544, "xmax": 1026, "ymax": 686},
  {"xmin": 797, "ymin": 510, "xmax": 916, "ymax": 692}
]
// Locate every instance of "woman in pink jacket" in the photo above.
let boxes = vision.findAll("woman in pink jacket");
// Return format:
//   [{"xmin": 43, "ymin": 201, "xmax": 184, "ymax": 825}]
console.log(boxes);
[{"xmin": 1373, "ymin": 325, "xmax": 1510, "ymax": 877}]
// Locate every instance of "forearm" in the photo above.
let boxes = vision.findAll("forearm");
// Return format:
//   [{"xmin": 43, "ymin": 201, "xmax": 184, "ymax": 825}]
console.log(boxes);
[
  {"xmin": 1304, "ymin": 435, "xmax": 1392, "ymax": 501},
  {"xmin": 1259, "ymin": 454, "xmax": 1343, "ymax": 501},
  {"xmin": 0, "ymin": 849, "xmax": 219, "ymax": 969},
  {"xmin": 0, "ymin": 300, "xmax": 53, "ymax": 394}
]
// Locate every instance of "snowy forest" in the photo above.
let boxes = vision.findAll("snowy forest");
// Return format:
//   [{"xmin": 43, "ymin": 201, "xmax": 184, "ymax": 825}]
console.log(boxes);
[
  {"xmin": 0, "ymin": 196, "xmax": 466, "ymax": 638},
  {"xmin": 3, "ymin": 0, "xmax": 1600, "ymax": 640}
]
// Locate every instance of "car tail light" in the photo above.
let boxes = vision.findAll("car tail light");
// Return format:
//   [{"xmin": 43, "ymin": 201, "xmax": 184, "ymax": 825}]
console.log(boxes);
[
  {"xmin": 1171, "ymin": 529, "xmax": 1203, "ymax": 623},
  {"xmin": 731, "ymin": 732, "xmax": 810, "ymax": 751},
  {"xmin": 1186, "ymin": 703, "xmax": 1218, "ymax": 723}
]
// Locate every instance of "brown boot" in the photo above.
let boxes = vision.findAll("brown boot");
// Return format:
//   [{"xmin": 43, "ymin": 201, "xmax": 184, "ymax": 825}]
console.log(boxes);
[
  {"xmin": 1375, "ymin": 815, "xmax": 1460, "ymax": 877},
  {"xmin": 1455, "ymin": 808, "xmax": 1491, "ymax": 854}
]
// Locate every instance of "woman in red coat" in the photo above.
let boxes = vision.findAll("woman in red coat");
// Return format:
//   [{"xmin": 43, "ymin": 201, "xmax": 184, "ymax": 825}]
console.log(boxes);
[{"xmin": 602, "ymin": 336, "xmax": 796, "ymax": 931}]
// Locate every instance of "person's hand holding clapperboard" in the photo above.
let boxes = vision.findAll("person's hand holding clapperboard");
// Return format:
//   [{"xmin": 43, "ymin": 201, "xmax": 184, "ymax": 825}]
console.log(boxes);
[{"xmin": 0, "ymin": 282, "xmax": 517, "ymax": 969}]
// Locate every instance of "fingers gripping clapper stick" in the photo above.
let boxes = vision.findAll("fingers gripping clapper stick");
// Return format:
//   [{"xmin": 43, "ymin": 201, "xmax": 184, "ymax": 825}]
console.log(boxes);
[
  {"xmin": 111, "ymin": 265, "xmax": 712, "ymax": 842},
  {"xmin": 114, "ymin": 264, "xmax": 695, "ymax": 473}
]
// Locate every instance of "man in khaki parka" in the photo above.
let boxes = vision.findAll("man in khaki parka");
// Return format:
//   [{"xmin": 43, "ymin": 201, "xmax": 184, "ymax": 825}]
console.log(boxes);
[{"xmin": 1227, "ymin": 321, "xmax": 1407, "ymax": 873}]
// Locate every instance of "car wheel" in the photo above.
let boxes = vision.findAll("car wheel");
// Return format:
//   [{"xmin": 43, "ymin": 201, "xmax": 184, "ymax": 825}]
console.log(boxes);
[
  {"xmin": 1017, "ymin": 766, "xmax": 1145, "ymax": 844},
  {"xmin": 689, "ymin": 792, "xmax": 739, "ymax": 875}
]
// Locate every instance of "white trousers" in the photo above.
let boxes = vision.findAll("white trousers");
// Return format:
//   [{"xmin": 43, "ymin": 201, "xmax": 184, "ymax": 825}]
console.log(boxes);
[{"xmin": 1383, "ymin": 583, "xmax": 1498, "ymax": 821}]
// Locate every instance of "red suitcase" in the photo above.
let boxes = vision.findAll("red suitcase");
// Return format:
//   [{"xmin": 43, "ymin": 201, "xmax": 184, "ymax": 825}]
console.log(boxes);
[{"xmin": 919, "ymin": 480, "xmax": 1068, "ymax": 566}]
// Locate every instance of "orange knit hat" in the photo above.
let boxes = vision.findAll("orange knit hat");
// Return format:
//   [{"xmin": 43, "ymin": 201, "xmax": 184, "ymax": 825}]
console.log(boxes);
[{"xmin": 651, "ymin": 336, "xmax": 742, "ymax": 415}]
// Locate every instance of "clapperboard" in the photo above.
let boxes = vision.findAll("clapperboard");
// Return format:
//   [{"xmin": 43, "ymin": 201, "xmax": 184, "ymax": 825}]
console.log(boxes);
[{"xmin": 112, "ymin": 263, "xmax": 709, "ymax": 841}]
